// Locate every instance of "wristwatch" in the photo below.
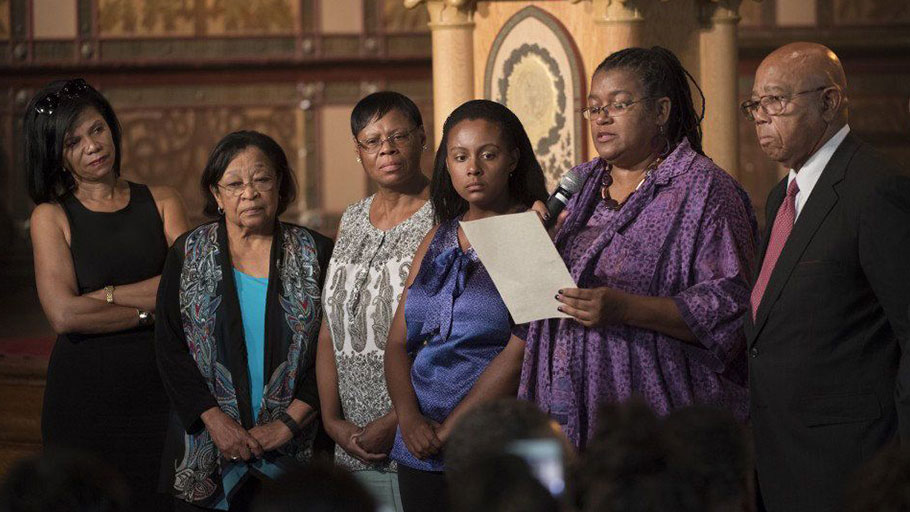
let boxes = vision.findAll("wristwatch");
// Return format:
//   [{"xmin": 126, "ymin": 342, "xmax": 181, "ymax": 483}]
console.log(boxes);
[
  {"xmin": 277, "ymin": 411, "xmax": 303, "ymax": 436},
  {"xmin": 137, "ymin": 309, "xmax": 153, "ymax": 328},
  {"xmin": 104, "ymin": 285, "xmax": 115, "ymax": 304}
]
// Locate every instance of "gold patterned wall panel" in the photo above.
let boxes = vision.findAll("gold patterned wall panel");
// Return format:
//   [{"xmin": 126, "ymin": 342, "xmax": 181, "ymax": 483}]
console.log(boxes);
[
  {"xmin": 320, "ymin": 0, "xmax": 362, "ymax": 34},
  {"xmin": 203, "ymin": 0, "xmax": 297, "ymax": 35},
  {"xmin": 103, "ymin": 83, "xmax": 307, "ymax": 226},
  {"xmin": 98, "ymin": 0, "xmax": 298, "ymax": 37},
  {"xmin": 484, "ymin": 6, "xmax": 584, "ymax": 190},
  {"xmin": 116, "ymin": 105, "xmax": 303, "ymax": 226},
  {"xmin": 98, "ymin": 0, "xmax": 196, "ymax": 36},
  {"xmin": 833, "ymin": 0, "xmax": 910, "ymax": 25},
  {"xmin": 1, "ymin": 0, "xmax": 12, "ymax": 38},
  {"xmin": 33, "ymin": 0, "xmax": 77, "ymax": 39},
  {"xmin": 320, "ymin": 104, "xmax": 366, "ymax": 213}
]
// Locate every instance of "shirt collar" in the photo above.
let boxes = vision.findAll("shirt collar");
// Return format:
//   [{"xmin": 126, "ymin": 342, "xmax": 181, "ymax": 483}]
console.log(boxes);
[{"xmin": 787, "ymin": 124, "xmax": 850, "ymax": 193}]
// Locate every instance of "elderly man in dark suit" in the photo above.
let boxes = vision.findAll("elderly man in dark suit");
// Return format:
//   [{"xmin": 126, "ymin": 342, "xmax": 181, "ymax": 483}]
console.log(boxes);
[{"xmin": 744, "ymin": 42, "xmax": 910, "ymax": 512}]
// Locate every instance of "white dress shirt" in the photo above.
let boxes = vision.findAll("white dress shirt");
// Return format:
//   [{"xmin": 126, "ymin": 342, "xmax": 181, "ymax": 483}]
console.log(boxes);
[{"xmin": 787, "ymin": 124, "xmax": 851, "ymax": 221}]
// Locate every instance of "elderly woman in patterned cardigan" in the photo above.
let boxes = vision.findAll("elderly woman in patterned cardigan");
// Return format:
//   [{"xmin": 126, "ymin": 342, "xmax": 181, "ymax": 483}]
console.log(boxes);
[{"xmin": 155, "ymin": 131, "xmax": 333, "ymax": 511}]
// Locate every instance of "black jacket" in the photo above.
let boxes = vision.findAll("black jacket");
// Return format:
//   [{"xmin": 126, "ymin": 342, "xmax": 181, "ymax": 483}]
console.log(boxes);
[{"xmin": 746, "ymin": 133, "xmax": 910, "ymax": 512}]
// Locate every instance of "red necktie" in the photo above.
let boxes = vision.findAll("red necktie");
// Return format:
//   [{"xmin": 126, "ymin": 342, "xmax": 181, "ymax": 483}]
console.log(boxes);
[{"xmin": 751, "ymin": 179, "xmax": 799, "ymax": 318}]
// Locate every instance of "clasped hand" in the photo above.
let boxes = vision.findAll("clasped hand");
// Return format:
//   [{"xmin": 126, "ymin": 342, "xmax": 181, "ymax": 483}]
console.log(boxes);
[
  {"xmin": 331, "ymin": 418, "xmax": 395, "ymax": 464},
  {"xmin": 399, "ymin": 412, "xmax": 445, "ymax": 460},
  {"xmin": 201, "ymin": 408, "xmax": 294, "ymax": 462}
]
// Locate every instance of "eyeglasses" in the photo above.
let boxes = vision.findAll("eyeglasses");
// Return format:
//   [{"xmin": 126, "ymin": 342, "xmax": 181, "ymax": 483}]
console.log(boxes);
[
  {"xmin": 581, "ymin": 97, "xmax": 656, "ymax": 120},
  {"xmin": 355, "ymin": 125, "xmax": 421, "ymax": 154},
  {"xmin": 34, "ymin": 79, "xmax": 90, "ymax": 116},
  {"xmin": 217, "ymin": 175, "xmax": 276, "ymax": 197},
  {"xmin": 740, "ymin": 86, "xmax": 828, "ymax": 121}
]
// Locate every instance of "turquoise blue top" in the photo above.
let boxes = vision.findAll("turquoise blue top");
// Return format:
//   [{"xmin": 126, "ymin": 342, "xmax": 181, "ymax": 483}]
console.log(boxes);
[{"xmin": 233, "ymin": 268, "xmax": 268, "ymax": 422}]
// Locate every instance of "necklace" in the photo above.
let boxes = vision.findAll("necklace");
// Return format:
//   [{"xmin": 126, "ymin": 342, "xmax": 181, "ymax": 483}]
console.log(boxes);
[{"xmin": 600, "ymin": 157, "xmax": 663, "ymax": 210}]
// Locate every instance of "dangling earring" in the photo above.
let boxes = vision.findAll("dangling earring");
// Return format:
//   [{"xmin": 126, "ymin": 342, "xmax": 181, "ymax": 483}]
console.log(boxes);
[
  {"xmin": 422, "ymin": 144, "xmax": 428, "ymax": 151},
  {"xmin": 356, "ymin": 156, "xmax": 362, "ymax": 163},
  {"xmin": 217, "ymin": 206, "xmax": 224, "ymax": 216}
]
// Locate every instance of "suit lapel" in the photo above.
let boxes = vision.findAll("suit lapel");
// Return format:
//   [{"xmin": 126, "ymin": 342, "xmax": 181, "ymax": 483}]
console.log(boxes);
[{"xmin": 748, "ymin": 134, "xmax": 861, "ymax": 345}]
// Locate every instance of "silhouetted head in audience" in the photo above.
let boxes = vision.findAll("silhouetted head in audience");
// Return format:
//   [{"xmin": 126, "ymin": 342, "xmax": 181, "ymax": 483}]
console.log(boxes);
[
  {"xmin": 450, "ymin": 453, "xmax": 559, "ymax": 512},
  {"xmin": 446, "ymin": 399, "xmax": 570, "ymax": 511},
  {"xmin": 577, "ymin": 401, "xmax": 699, "ymax": 512},
  {"xmin": 576, "ymin": 401, "xmax": 750, "ymax": 512},
  {"xmin": 445, "ymin": 398, "xmax": 569, "ymax": 477},
  {"xmin": 662, "ymin": 406, "xmax": 752, "ymax": 512},
  {"xmin": 252, "ymin": 462, "xmax": 376, "ymax": 512},
  {"xmin": 845, "ymin": 441, "xmax": 910, "ymax": 512},
  {"xmin": 0, "ymin": 450, "xmax": 129, "ymax": 512}
]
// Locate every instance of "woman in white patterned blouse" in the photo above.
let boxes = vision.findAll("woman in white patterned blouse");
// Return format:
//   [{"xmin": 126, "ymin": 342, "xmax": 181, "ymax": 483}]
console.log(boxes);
[{"xmin": 316, "ymin": 91, "xmax": 434, "ymax": 512}]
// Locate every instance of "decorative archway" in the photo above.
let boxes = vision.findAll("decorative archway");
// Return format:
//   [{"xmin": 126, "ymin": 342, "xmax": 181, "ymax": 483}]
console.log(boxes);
[{"xmin": 483, "ymin": 6, "xmax": 586, "ymax": 189}]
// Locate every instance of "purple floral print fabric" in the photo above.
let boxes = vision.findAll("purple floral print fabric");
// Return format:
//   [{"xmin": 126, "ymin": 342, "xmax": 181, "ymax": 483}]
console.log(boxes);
[{"xmin": 518, "ymin": 140, "xmax": 758, "ymax": 448}]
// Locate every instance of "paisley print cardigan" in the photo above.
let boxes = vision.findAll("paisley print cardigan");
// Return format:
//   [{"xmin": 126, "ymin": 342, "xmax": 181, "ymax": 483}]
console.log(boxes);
[{"xmin": 155, "ymin": 220, "xmax": 333, "ymax": 507}]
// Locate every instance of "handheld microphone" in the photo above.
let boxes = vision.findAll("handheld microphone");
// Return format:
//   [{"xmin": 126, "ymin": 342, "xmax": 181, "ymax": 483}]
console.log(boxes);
[{"xmin": 544, "ymin": 169, "xmax": 588, "ymax": 229}]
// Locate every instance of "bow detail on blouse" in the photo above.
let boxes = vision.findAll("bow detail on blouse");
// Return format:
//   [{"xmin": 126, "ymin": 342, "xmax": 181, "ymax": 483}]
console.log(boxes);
[{"xmin": 413, "ymin": 246, "xmax": 473, "ymax": 342}]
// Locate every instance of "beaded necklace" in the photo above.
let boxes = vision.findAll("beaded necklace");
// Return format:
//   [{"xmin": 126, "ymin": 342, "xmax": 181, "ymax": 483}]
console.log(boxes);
[{"xmin": 600, "ymin": 157, "xmax": 663, "ymax": 210}]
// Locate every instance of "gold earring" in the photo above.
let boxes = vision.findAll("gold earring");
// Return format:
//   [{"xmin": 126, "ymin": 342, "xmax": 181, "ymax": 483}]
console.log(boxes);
[{"xmin": 356, "ymin": 156, "xmax": 362, "ymax": 163}]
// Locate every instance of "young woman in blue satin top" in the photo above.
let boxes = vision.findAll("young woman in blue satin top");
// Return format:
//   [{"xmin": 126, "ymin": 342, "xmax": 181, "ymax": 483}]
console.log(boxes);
[{"xmin": 383, "ymin": 100, "xmax": 548, "ymax": 511}]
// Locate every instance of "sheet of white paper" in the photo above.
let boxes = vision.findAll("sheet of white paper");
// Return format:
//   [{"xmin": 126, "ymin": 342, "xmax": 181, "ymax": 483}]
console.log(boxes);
[{"xmin": 460, "ymin": 211, "xmax": 576, "ymax": 324}]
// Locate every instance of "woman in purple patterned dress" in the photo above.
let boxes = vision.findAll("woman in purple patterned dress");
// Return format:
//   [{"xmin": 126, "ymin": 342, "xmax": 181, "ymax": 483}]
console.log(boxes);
[{"xmin": 521, "ymin": 47, "xmax": 759, "ymax": 449}]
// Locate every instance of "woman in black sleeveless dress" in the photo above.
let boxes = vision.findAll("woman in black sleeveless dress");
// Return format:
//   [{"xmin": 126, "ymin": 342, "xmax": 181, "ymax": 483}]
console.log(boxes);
[{"xmin": 23, "ymin": 79, "xmax": 189, "ymax": 511}]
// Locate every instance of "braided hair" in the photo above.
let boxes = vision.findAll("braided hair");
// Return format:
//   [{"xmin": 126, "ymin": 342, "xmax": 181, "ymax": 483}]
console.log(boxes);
[{"xmin": 594, "ymin": 46, "xmax": 706, "ymax": 155}]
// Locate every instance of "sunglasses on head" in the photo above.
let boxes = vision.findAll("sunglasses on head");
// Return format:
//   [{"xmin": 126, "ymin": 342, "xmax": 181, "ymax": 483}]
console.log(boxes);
[{"xmin": 34, "ymin": 79, "xmax": 90, "ymax": 116}]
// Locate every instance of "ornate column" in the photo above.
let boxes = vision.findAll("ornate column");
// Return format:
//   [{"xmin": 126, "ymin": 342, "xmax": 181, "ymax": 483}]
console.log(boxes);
[
  {"xmin": 406, "ymin": 0, "xmax": 477, "ymax": 143},
  {"xmin": 592, "ymin": 0, "xmax": 646, "ymax": 54},
  {"xmin": 699, "ymin": 0, "xmax": 743, "ymax": 178},
  {"xmin": 588, "ymin": 0, "xmax": 645, "ymax": 157}
]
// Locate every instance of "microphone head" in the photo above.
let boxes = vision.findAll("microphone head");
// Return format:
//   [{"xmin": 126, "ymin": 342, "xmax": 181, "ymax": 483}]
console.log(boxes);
[{"xmin": 558, "ymin": 169, "xmax": 587, "ymax": 195}]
